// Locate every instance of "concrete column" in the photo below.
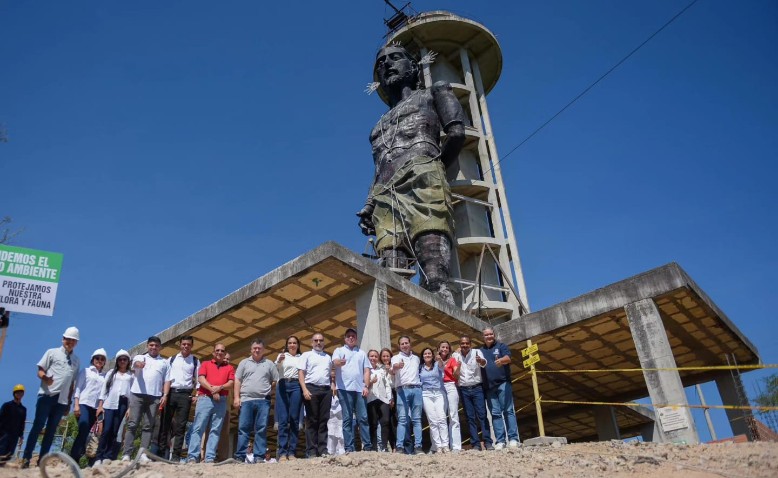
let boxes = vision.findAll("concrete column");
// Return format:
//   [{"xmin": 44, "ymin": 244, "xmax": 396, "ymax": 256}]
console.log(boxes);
[
  {"xmin": 715, "ymin": 374, "xmax": 756, "ymax": 440},
  {"xmin": 593, "ymin": 406, "xmax": 621, "ymax": 441},
  {"xmin": 640, "ymin": 421, "xmax": 658, "ymax": 442},
  {"xmin": 625, "ymin": 298, "xmax": 699, "ymax": 444},
  {"xmin": 356, "ymin": 280, "xmax": 390, "ymax": 352}
]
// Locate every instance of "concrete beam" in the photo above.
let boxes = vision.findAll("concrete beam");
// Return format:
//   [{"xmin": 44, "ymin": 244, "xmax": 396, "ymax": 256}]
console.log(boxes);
[{"xmin": 625, "ymin": 298, "xmax": 699, "ymax": 444}]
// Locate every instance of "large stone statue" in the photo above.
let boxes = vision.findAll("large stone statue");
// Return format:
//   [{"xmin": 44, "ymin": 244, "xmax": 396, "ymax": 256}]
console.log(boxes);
[{"xmin": 357, "ymin": 44, "xmax": 466, "ymax": 303}]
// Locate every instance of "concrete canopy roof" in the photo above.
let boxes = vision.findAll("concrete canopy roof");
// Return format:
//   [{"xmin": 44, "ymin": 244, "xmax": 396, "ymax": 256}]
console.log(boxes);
[
  {"xmin": 494, "ymin": 263, "xmax": 761, "ymax": 441},
  {"xmin": 130, "ymin": 242, "xmax": 489, "ymax": 362}
]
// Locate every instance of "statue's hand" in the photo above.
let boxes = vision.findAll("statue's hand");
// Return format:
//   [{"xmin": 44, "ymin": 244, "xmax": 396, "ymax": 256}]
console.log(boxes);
[{"xmin": 356, "ymin": 204, "xmax": 376, "ymax": 236}]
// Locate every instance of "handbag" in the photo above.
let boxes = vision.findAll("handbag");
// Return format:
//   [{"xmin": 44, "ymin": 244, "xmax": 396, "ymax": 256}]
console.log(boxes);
[{"xmin": 85, "ymin": 418, "xmax": 102, "ymax": 458}]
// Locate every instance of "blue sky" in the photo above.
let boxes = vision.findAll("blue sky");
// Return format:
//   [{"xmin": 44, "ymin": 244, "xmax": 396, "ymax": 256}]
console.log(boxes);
[{"xmin": 2, "ymin": 0, "xmax": 776, "ymax": 442}]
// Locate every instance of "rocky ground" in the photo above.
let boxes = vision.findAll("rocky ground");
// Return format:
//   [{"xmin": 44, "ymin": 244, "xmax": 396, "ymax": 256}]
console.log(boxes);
[{"xmin": 3, "ymin": 441, "xmax": 776, "ymax": 478}]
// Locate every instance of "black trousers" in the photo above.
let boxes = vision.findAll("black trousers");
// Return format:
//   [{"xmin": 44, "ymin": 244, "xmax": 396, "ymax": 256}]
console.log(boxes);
[
  {"xmin": 367, "ymin": 399, "xmax": 391, "ymax": 451},
  {"xmin": 158, "ymin": 391, "xmax": 193, "ymax": 460},
  {"xmin": 303, "ymin": 385, "xmax": 331, "ymax": 457}
]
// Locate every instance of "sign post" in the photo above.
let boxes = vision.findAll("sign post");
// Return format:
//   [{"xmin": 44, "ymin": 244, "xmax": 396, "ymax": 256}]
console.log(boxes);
[
  {"xmin": 523, "ymin": 339, "xmax": 544, "ymax": 436},
  {"xmin": 0, "ymin": 245, "xmax": 63, "ymax": 316}
]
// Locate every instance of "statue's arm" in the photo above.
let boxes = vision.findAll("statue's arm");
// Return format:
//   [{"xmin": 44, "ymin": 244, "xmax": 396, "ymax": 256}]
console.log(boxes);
[
  {"xmin": 432, "ymin": 81, "xmax": 466, "ymax": 168},
  {"xmin": 356, "ymin": 194, "xmax": 376, "ymax": 236}
]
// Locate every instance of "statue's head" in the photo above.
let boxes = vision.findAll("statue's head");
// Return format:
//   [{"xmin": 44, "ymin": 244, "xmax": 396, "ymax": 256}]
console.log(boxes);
[{"xmin": 374, "ymin": 44, "xmax": 420, "ymax": 93}]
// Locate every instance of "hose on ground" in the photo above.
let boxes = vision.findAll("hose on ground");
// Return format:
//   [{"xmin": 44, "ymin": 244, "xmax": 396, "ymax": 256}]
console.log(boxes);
[{"xmin": 38, "ymin": 447, "xmax": 236, "ymax": 478}]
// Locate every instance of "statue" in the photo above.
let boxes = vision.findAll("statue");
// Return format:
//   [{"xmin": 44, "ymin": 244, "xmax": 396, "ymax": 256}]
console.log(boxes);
[{"xmin": 357, "ymin": 43, "xmax": 466, "ymax": 303}]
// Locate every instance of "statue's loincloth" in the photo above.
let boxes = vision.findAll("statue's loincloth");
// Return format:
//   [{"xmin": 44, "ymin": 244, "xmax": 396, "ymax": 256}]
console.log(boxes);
[{"xmin": 369, "ymin": 156, "xmax": 454, "ymax": 253}]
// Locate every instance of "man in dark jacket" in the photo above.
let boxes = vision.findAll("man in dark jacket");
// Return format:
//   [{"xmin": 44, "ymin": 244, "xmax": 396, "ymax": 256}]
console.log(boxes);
[{"xmin": 0, "ymin": 384, "xmax": 27, "ymax": 465}]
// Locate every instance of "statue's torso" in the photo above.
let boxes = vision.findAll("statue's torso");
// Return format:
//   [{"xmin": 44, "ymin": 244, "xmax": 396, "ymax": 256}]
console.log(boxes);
[{"xmin": 370, "ymin": 88, "xmax": 442, "ymax": 184}]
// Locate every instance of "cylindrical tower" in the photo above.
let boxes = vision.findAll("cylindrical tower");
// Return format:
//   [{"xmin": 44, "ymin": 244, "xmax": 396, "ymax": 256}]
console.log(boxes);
[{"xmin": 384, "ymin": 11, "xmax": 529, "ymax": 321}]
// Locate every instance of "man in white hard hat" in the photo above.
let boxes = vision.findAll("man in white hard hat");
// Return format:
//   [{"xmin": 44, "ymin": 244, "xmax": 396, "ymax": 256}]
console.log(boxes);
[
  {"xmin": 0, "ymin": 385, "xmax": 26, "ymax": 466},
  {"xmin": 21, "ymin": 326, "xmax": 81, "ymax": 468}
]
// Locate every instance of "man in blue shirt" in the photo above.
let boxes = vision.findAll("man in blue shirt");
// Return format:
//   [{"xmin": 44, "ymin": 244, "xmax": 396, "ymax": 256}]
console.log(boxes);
[
  {"xmin": 332, "ymin": 328, "xmax": 372, "ymax": 452},
  {"xmin": 480, "ymin": 327, "xmax": 520, "ymax": 449}
]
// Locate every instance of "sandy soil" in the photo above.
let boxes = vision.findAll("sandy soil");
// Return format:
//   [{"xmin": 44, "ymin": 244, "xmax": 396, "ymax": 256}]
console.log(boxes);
[{"xmin": 3, "ymin": 441, "xmax": 776, "ymax": 478}]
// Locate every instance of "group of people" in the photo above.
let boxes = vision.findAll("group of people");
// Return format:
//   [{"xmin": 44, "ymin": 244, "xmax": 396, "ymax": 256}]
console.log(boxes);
[{"xmin": 3, "ymin": 323, "xmax": 520, "ymax": 469}]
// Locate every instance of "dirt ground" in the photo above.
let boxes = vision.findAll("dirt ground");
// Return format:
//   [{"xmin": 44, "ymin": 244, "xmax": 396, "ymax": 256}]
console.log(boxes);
[{"xmin": 2, "ymin": 441, "xmax": 776, "ymax": 478}]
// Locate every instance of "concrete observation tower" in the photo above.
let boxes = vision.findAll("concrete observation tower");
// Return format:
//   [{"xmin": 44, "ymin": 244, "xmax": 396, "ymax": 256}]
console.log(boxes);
[{"xmin": 381, "ymin": 11, "xmax": 529, "ymax": 321}]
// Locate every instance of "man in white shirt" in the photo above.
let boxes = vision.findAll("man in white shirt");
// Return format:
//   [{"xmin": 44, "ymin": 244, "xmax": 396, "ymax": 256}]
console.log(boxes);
[
  {"xmin": 453, "ymin": 335, "xmax": 492, "ymax": 451},
  {"xmin": 333, "ymin": 327, "xmax": 372, "ymax": 452},
  {"xmin": 157, "ymin": 335, "xmax": 198, "ymax": 461},
  {"xmin": 390, "ymin": 335, "xmax": 423, "ymax": 454},
  {"xmin": 122, "ymin": 336, "xmax": 170, "ymax": 462},
  {"xmin": 21, "ymin": 326, "xmax": 81, "ymax": 469},
  {"xmin": 298, "ymin": 333, "xmax": 333, "ymax": 458}
]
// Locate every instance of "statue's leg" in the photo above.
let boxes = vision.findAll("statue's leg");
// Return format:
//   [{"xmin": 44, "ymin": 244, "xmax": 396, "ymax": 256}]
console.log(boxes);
[{"xmin": 413, "ymin": 232, "xmax": 454, "ymax": 304}]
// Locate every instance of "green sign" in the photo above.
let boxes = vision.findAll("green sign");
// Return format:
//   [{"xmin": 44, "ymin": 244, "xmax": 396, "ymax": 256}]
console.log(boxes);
[{"xmin": 0, "ymin": 245, "xmax": 63, "ymax": 316}]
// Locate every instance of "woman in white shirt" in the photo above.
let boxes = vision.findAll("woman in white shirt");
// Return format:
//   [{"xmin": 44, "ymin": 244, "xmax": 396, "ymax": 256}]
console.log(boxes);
[
  {"xmin": 275, "ymin": 335, "xmax": 303, "ymax": 460},
  {"xmin": 70, "ymin": 348, "xmax": 108, "ymax": 464},
  {"xmin": 95, "ymin": 349, "xmax": 133, "ymax": 464},
  {"xmin": 367, "ymin": 349, "xmax": 392, "ymax": 452},
  {"xmin": 379, "ymin": 348, "xmax": 397, "ymax": 451}
]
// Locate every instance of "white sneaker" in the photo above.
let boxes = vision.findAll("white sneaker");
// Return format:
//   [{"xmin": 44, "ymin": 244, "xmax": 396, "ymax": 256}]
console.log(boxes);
[
  {"xmin": 508, "ymin": 440, "xmax": 520, "ymax": 448},
  {"xmin": 121, "ymin": 455, "xmax": 131, "ymax": 462},
  {"xmin": 138, "ymin": 453, "xmax": 150, "ymax": 464},
  {"xmin": 102, "ymin": 459, "xmax": 112, "ymax": 465},
  {"xmin": 92, "ymin": 459, "xmax": 102, "ymax": 467},
  {"xmin": 494, "ymin": 442, "xmax": 505, "ymax": 450}
]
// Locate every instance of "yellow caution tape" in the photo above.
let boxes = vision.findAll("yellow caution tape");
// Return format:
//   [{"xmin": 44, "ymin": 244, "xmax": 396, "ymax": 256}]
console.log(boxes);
[
  {"xmin": 534, "ymin": 364, "xmax": 777, "ymax": 374},
  {"xmin": 516, "ymin": 396, "xmax": 541, "ymax": 414},
  {"xmin": 540, "ymin": 399, "xmax": 778, "ymax": 412}
]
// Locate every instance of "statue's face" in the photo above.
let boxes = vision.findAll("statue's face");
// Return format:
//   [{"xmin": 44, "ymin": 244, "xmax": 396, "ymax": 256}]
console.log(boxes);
[{"xmin": 375, "ymin": 46, "xmax": 416, "ymax": 89}]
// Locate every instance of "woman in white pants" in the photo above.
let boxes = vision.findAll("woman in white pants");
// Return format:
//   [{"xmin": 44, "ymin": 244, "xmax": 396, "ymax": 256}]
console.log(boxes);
[
  {"xmin": 438, "ymin": 341, "xmax": 461, "ymax": 451},
  {"xmin": 419, "ymin": 348, "xmax": 449, "ymax": 453}
]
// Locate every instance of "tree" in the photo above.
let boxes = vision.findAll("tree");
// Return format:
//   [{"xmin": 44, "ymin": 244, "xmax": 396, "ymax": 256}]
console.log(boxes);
[
  {"xmin": 753, "ymin": 373, "xmax": 778, "ymax": 433},
  {"xmin": 753, "ymin": 373, "xmax": 778, "ymax": 408},
  {"xmin": 0, "ymin": 216, "xmax": 22, "ymax": 244}
]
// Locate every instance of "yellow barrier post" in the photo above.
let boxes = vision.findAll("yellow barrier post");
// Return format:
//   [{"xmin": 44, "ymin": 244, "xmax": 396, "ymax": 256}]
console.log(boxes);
[{"xmin": 522, "ymin": 339, "xmax": 544, "ymax": 436}]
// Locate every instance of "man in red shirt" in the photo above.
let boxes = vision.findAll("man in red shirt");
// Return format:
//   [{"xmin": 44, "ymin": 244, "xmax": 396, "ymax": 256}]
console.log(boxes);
[{"xmin": 185, "ymin": 344, "xmax": 234, "ymax": 463}]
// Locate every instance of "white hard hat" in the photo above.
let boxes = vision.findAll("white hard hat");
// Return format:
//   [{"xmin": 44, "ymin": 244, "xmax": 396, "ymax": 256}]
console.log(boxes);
[
  {"xmin": 91, "ymin": 348, "xmax": 108, "ymax": 360},
  {"xmin": 63, "ymin": 326, "xmax": 80, "ymax": 341},
  {"xmin": 114, "ymin": 349, "xmax": 130, "ymax": 360}
]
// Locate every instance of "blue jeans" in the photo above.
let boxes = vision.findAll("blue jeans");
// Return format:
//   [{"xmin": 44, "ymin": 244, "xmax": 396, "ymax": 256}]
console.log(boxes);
[
  {"xmin": 187, "ymin": 395, "xmax": 227, "ymax": 462},
  {"xmin": 485, "ymin": 381, "xmax": 519, "ymax": 444},
  {"xmin": 234, "ymin": 398, "xmax": 270, "ymax": 462},
  {"xmin": 275, "ymin": 380, "xmax": 302, "ymax": 458},
  {"xmin": 23, "ymin": 394, "xmax": 67, "ymax": 460},
  {"xmin": 395, "ymin": 386, "xmax": 422, "ymax": 451},
  {"xmin": 96, "ymin": 397, "xmax": 128, "ymax": 461},
  {"xmin": 338, "ymin": 390, "xmax": 372, "ymax": 452},
  {"xmin": 460, "ymin": 385, "xmax": 492, "ymax": 448},
  {"xmin": 69, "ymin": 404, "xmax": 97, "ymax": 462}
]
